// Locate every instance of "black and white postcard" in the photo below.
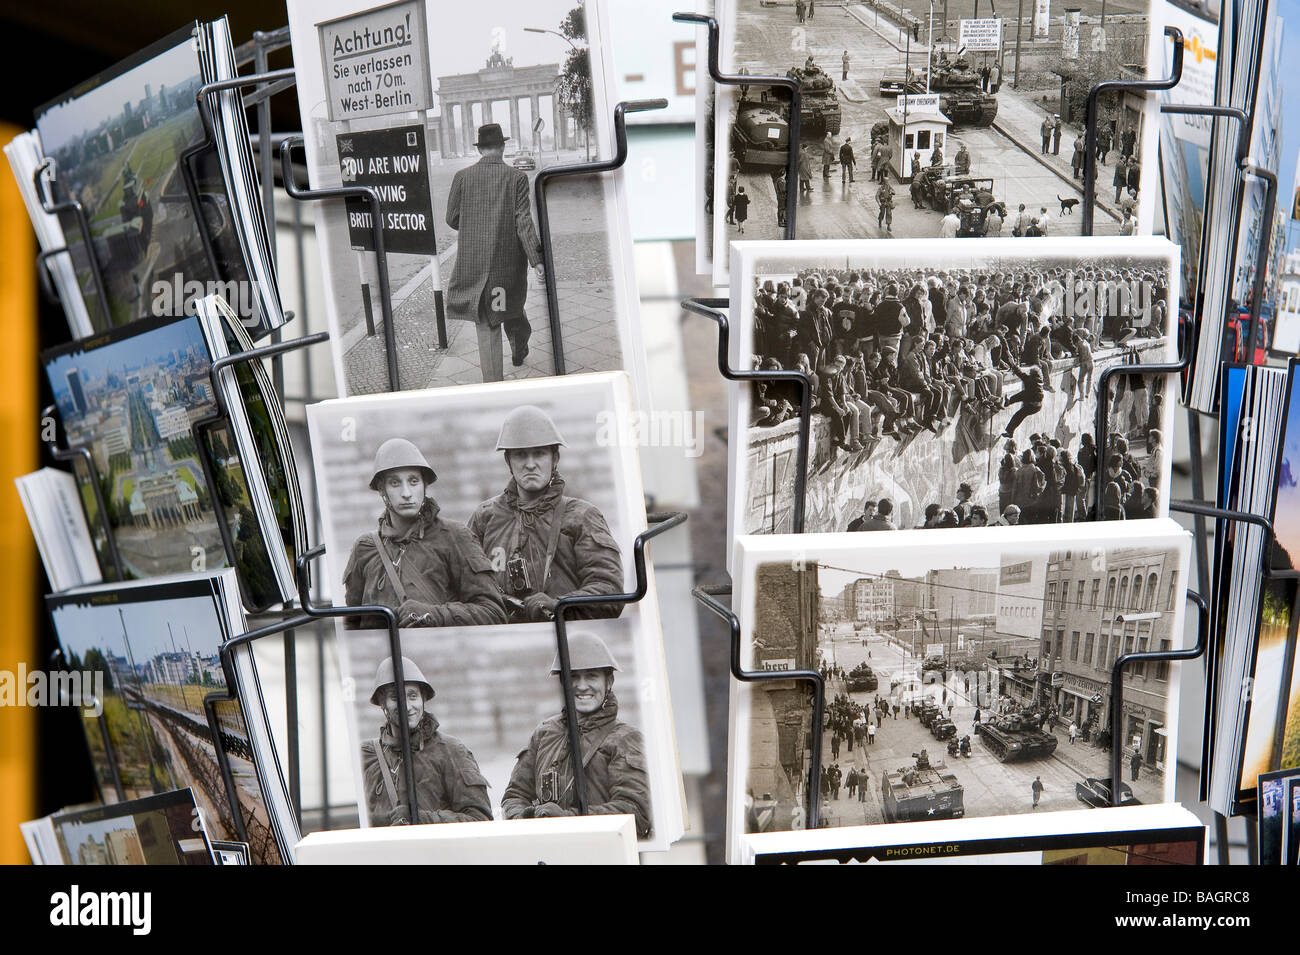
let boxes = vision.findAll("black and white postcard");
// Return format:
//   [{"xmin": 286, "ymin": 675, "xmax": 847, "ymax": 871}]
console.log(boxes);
[
  {"xmin": 45, "ymin": 571, "xmax": 297, "ymax": 865},
  {"xmin": 727, "ymin": 237, "xmax": 1178, "ymax": 564},
  {"xmin": 727, "ymin": 520, "xmax": 1188, "ymax": 864},
  {"xmin": 338, "ymin": 621, "xmax": 682, "ymax": 852},
  {"xmin": 42, "ymin": 313, "xmax": 294, "ymax": 608},
  {"xmin": 744, "ymin": 803, "xmax": 1205, "ymax": 865},
  {"xmin": 306, "ymin": 372, "xmax": 683, "ymax": 848},
  {"xmin": 307, "ymin": 372, "xmax": 650, "ymax": 629},
  {"xmin": 709, "ymin": 0, "xmax": 1166, "ymax": 284},
  {"xmin": 51, "ymin": 788, "xmax": 213, "ymax": 865},
  {"xmin": 287, "ymin": 0, "xmax": 646, "ymax": 399}
]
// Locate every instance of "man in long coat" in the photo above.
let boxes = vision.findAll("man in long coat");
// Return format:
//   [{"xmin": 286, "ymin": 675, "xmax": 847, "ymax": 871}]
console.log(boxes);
[{"xmin": 445, "ymin": 123, "xmax": 544, "ymax": 382}]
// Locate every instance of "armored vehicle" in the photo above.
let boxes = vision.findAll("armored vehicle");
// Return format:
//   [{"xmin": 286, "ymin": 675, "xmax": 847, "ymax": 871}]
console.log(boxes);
[
  {"xmin": 730, "ymin": 91, "xmax": 789, "ymax": 169},
  {"xmin": 786, "ymin": 62, "xmax": 842, "ymax": 137},
  {"xmin": 879, "ymin": 58, "xmax": 998, "ymax": 128},
  {"xmin": 846, "ymin": 662, "xmax": 879, "ymax": 692},
  {"xmin": 917, "ymin": 701, "xmax": 941, "ymax": 727},
  {"xmin": 926, "ymin": 56, "xmax": 998, "ymax": 126},
  {"xmin": 975, "ymin": 712, "xmax": 1059, "ymax": 762},
  {"xmin": 930, "ymin": 716, "xmax": 957, "ymax": 741},
  {"xmin": 881, "ymin": 755, "xmax": 965, "ymax": 822}
]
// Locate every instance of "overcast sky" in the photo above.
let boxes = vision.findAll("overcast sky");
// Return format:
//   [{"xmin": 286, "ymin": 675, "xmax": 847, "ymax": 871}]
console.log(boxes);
[
  {"xmin": 50, "ymin": 589, "xmax": 225, "ymax": 663},
  {"xmin": 37, "ymin": 35, "xmax": 200, "ymax": 154}
]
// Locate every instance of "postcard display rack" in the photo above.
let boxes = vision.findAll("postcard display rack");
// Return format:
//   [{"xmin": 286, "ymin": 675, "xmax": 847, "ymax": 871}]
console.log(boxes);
[
  {"xmin": 30, "ymin": 25, "xmax": 686, "ymax": 854},
  {"xmin": 676, "ymin": 8, "xmax": 1290, "ymax": 864}
]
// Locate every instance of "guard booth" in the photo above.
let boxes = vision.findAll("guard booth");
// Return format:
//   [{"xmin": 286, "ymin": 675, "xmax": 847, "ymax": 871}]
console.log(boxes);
[{"xmin": 886, "ymin": 98, "xmax": 953, "ymax": 181}]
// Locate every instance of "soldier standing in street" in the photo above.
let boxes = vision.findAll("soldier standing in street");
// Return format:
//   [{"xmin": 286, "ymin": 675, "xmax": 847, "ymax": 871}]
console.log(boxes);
[
  {"xmin": 343, "ymin": 439, "xmax": 506, "ymax": 629},
  {"xmin": 445, "ymin": 123, "xmax": 544, "ymax": 382},
  {"xmin": 502, "ymin": 631, "xmax": 653, "ymax": 837},
  {"xmin": 469, "ymin": 405, "xmax": 624, "ymax": 623},
  {"xmin": 876, "ymin": 178, "xmax": 894, "ymax": 233},
  {"xmin": 361, "ymin": 655, "xmax": 493, "ymax": 826}
]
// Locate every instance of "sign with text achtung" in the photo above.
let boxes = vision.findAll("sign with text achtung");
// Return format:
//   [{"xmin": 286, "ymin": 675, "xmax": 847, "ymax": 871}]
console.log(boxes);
[
  {"xmin": 336, "ymin": 124, "xmax": 436, "ymax": 255},
  {"xmin": 319, "ymin": 0, "xmax": 432, "ymax": 122}
]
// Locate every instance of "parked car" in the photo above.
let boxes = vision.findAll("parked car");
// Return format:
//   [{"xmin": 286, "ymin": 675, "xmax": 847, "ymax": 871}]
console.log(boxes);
[
  {"xmin": 1075, "ymin": 776, "xmax": 1141, "ymax": 808},
  {"xmin": 510, "ymin": 152, "xmax": 537, "ymax": 170}
]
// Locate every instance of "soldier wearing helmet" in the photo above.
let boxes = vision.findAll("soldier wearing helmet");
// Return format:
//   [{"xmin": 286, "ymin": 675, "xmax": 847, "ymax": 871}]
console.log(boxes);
[
  {"xmin": 501, "ymin": 631, "xmax": 652, "ymax": 837},
  {"xmin": 343, "ymin": 437, "xmax": 506, "ymax": 629},
  {"xmin": 361, "ymin": 655, "xmax": 493, "ymax": 826},
  {"xmin": 468, "ymin": 405, "xmax": 624, "ymax": 624}
]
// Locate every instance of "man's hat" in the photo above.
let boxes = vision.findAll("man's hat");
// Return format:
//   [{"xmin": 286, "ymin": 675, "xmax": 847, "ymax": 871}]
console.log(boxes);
[{"xmin": 475, "ymin": 123, "xmax": 509, "ymax": 148}]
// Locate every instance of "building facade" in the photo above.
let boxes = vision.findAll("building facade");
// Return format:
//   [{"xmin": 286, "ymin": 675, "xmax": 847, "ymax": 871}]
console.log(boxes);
[{"xmin": 1039, "ymin": 545, "xmax": 1181, "ymax": 775}]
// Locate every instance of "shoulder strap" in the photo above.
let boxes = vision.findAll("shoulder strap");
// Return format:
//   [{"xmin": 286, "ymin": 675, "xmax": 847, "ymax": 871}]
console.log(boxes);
[
  {"xmin": 540, "ymin": 498, "xmax": 568, "ymax": 591},
  {"xmin": 370, "ymin": 532, "xmax": 407, "ymax": 605},
  {"xmin": 582, "ymin": 720, "xmax": 624, "ymax": 769},
  {"xmin": 372, "ymin": 738, "xmax": 400, "ymax": 812}
]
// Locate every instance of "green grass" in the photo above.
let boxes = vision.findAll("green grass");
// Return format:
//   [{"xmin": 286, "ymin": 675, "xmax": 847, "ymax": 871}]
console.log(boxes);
[
  {"xmin": 1283, "ymin": 687, "xmax": 1300, "ymax": 771},
  {"xmin": 89, "ymin": 114, "xmax": 200, "ymax": 225},
  {"xmin": 91, "ymin": 692, "xmax": 173, "ymax": 793},
  {"xmin": 121, "ymin": 477, "xmax": 134, "ymax": 501},
  {"xmin": 174, "ymin": 466, "xmax": 197, "ymax": 490}
]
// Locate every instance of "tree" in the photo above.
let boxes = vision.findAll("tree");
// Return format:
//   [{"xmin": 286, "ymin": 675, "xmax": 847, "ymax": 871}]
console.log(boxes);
[
  {"xmin": 83, "ymin": 646, "xmax": 114, "ymax": 693},
  {"xmin": 554, "ymin": 7, "xmax": 593, "ymax": 160},
  {"xmin": 559, "ymin": 5, "xmax": 585, "ymax": 40}
]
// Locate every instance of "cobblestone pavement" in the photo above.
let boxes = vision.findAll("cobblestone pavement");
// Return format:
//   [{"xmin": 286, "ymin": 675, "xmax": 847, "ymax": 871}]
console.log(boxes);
[{"xmin": 337, "ymin": 155, "xmax": 626, "ymax": 392}]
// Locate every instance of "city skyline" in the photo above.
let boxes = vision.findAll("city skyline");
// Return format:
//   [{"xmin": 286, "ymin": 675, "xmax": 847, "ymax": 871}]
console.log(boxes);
[
  {"xmin": 44, "ymin": 316, "xmax": 209, "ymax": 400},
  {"xmin": 37, "ymin": 31, "xmax": 201, "ymax": 155},
  {"xmin": 49, "ymin": 588, "xmax": 226, "ymax": 665}
]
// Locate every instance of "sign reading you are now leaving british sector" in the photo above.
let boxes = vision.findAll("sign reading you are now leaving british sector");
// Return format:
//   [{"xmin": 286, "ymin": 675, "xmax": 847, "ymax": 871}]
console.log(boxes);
[
  {"xmin": 337, "ymin": 125, "xmax": 437, "ymax": 255},
  {"xmin": 319, "ymin": 0, "xmax": 432, "ymax": 121}
]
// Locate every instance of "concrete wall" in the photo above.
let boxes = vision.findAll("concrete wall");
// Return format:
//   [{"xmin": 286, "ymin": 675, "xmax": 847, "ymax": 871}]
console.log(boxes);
[{"xmin": 744, "ymin": 339, "xmax": 1166, "ymax": 534}]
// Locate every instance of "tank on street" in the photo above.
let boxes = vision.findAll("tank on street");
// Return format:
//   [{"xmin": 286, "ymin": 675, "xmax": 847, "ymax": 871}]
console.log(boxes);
[
  {"xmin": 786, "ymin": 61, "xmax": 842, "ymax": 138},
  {"xmin": 975, "ymin": 712, "xmax": 1059, "ymax": 762},
  {"xmin": 846, "ymin": 662, "xmax": 878, "ymax": 692},
  {"xmin": 730, "ymin": 91, "xmax": 790, "ymax": 169},
  {"xmin": 881, "ymin": 756, "xmax": 965, "ymax": 822}
]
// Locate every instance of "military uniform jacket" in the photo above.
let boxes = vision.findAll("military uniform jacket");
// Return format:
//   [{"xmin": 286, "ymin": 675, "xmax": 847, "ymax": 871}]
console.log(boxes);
[
  {"xmin": 343, "ymin": 499, "xmax": 506, "ymax": 629},
  {"xmin": 445, "ymin": 154, "xmax": 542, "ymax": 327},
  {"xmin": 362, "ymin": 714, "xmax": 492, "ymax": 825},
  {"xmin": 467, "ymin": 476, "xmax": 624, "ymax": 620},
  {"xmin": 501, "ymin": 693, "xmax": 653, "ymax": 837}
]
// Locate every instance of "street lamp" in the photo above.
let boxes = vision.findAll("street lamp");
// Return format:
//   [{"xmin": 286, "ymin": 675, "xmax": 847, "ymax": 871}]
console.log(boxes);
[{"xmin": 525, "ymin": 26, "xmax": 591, "ymax": 161}]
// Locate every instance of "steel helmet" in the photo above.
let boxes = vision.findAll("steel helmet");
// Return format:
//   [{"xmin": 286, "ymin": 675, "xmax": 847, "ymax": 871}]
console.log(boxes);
[
  {"xmin": 370, "ymin": 655, "xmax": 435, "ymax": 704},
  {"xmin": 369, "ymin": 438, "xmax": 436, "ymax": 490},
  {"xmin": 496, "ymin": 405, "xmax": 566, "ymax": 451},
  {"xmin": 550, "ymin": 631, "xmax": 620, "ymax": 674}
]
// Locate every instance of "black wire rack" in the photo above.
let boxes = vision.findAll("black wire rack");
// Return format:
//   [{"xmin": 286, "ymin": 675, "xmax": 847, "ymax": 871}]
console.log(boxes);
[
  {"xmin": 682, "ymin": 10, "xmax": 1281, "ymax": 862},
  {"xmin": 33, "ymin": 24, "xmax": 687, "ymax": 861},
  {"xmin": 201, "ymin": 512, "xmax": 686, "ymax": 847}
]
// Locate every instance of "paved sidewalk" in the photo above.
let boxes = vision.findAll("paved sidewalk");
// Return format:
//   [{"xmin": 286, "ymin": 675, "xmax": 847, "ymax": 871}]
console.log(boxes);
[
  {"xmin": 991, "ymin": 89, "xmax": 1126, "ymax": 228},
  {"xmin": 341, "ymin": 272, "xmax": 624, "ymax": 390}
]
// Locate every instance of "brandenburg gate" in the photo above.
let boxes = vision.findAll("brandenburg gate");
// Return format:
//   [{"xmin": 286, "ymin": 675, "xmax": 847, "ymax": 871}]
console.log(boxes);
[{"xmin": 435, "ymin": 50, "xmax": 571, "ymax": 157}]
